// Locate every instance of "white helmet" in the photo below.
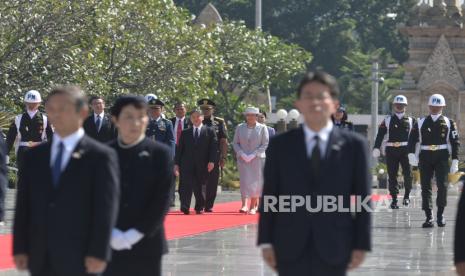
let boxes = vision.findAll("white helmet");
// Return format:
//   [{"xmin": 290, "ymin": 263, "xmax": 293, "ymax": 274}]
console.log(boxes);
[
  {"xmin": 24, "ymin": 90, "xmax": 42, "ymax": 103},
  {"xmin": 428, "ymin": 94, "xmax": 446, "ymax": 107},
  {"xmin": 144, "ymin": 93, "xmax": 157, "ymax": 103},
  {"xmin": 392, "ymin": 95, "xmax": 408, "ymax": 105}
]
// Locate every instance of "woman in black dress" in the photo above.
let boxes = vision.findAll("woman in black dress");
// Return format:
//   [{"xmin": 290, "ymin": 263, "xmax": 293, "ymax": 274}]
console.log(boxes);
[{"xmin": 104, "ymin": 95, "xmax": 173, "ymax": 276}]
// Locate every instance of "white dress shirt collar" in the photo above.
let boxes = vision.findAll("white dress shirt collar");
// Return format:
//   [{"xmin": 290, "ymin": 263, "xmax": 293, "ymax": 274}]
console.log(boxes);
[
  {"xmin": 302, "ymin": 120, "xmax": 334, "ymax": 158},
  {"xmin": 51, "ymin": 128, "xmax": 85, "ymax": 169},
  {"xmin": 303, "ymin": 120, "xmax": 333, "ymax": 143},
  {"xmin": 94, "ymin": 112, "xmax": 104, "ymax": 120},
  {"xmin": 193, "ymin": 124, "xmax": 203, "ymax": 134}
]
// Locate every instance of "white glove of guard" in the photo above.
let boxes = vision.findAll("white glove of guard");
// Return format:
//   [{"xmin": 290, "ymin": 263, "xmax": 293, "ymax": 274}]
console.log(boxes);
[
  {"xmin": 372, "ymin": 148, "xmax": 380, "ymax": 158},
  {"xmin": 5, "ymin": 156, "xmax": 9, "ymax": 165},
  {"xmin": 450, "ymin": 159, "xmax": 459, "ymax": 174},
  {"xmin": 408, "ymin": 153, "xmax": 418, "ymax": 167}
]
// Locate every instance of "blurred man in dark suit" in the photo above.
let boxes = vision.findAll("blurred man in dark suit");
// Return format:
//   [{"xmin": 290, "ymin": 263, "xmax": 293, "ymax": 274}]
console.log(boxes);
[
  {"xmin": 0, "ymin": 133, "xmax": 7, "ymax": 226},
  {"xmin": 456, "ymin": 189, "xmax": 465, "ymax": 276},
  {"xmin": 258, "ymin": 71, "xmax": 372, "ymax": 275},
  {"xmin": 13, "ymin": 86, "xmax": 120, "ymax": 276},
  {"xmin": 174, "ymin": 109, "xmax": 218, "ymax": 215},
  {"xmin": 83, "ymin": 95, "xmax": 117, "ymax": 143}
]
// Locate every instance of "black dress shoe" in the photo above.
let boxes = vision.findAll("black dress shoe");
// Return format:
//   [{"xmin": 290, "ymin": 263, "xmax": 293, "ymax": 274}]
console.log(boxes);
[
  {"xmin": 437, "ymin": 215, "xmax": 446, "ymax": 227},
  {"xmin": 170, "ymin": 202, "xmax": 176, "ymax": 207},
  {"xmin": 402, "ymin": 198, "xmax": 410, "ymax": 206},
  {"xmin": 422, "ymin": 218, "xmax": 434, "ymax": 228},
  {"xmin": 204, "ymin": 209, "xmax": 213, "ymax": 213},
  {"xmin": 181, "ymin": 208, "xmax": 190, "ymax": 215},
  {"xmin": 390, "ymin": 201, "xmax": 399, "ymax": 209},
  {"xmin": 195, "ymin": 210, "xmax": 203, "ymax": 214}
]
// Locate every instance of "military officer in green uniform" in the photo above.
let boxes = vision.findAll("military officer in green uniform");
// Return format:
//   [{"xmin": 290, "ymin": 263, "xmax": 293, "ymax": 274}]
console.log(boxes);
[
  {"xmin": 408, "ymin": 94, "xmax": 460, "ymax": 228},
  {"xmin": 198, "ymin": 99, "xmax": 228, "ymax": 212},
  {"xmin": 373, "ymin": 95, "xmax": 413, "ymax": 209},
  {"xmin": 5, "ymin": 90, "xmax": 53, "ymax": 173}
]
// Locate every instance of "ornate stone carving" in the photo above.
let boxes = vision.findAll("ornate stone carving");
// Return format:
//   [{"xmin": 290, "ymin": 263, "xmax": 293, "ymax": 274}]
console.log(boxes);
[
  {"xmin": 194, "ymin": 3, "xmax": 223, "ymax": 27},
  {"xmin": 418, "ymin": 35, "xmax": 464, "ymax": 90}
]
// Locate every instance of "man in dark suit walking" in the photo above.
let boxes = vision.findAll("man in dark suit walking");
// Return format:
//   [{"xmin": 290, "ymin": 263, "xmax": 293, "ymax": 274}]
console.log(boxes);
[
  {"xmin": 0, "ymin": 134, "xmax": 7, "ymax": 226},
  {"xmin": 258, "ymin": 71, "xmax": 372, "ymax": 275},
  {"xmin": 83, "ymin": 96, "xmax": 117, "ymax": 143},
  {"xmin": 174, "ymin": 109, "xmax": 218, "ymax": 215},
  {"xmin": 13, "ymin": 86, "xmax": 120, "ymax": 276}
]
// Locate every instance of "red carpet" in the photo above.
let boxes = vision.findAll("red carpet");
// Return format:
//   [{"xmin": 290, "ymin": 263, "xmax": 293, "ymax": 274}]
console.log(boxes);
[{"xmin": 0, "ymin": 200, "xmax": 256, "ymax": 270}]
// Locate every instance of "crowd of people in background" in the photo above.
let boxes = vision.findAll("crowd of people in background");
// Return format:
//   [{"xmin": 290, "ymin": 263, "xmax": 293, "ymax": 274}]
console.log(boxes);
[{"xmin": 0, "ymin": 70, "xmax": 464, "ymax": 275}]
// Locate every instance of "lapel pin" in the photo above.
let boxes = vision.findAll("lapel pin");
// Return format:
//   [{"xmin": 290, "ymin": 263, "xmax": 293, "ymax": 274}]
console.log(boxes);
[
  {"xmin": 139, "ymin": 151, "xmax": 150, "ymax": 157},
  {"xmin": 72, "ymin": 151, "xmax": 82, "ymax": 159},
  {"xmin": 332, "ymin": 144, "xmax": 341, "ymax": 151}
]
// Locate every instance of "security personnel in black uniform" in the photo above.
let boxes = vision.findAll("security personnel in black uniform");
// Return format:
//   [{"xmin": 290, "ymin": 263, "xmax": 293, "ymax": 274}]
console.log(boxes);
[
  {"xmin": 331, "ymin": 106, "xmax": 354, "ymax": 131},
  {"xmin": 373, "ymin": 95, "xmax": 413, "ymax": 209},
  {"xmin": 198, "ymin": 99, "xmax": 228, "ymax": 212},
  {"xmin": 408, "ymin": 94, "xmax": 460, "ymax": 228},
  {"xmin": 5, "ymin": 90, "xmax": 53, "ymax": 173}
]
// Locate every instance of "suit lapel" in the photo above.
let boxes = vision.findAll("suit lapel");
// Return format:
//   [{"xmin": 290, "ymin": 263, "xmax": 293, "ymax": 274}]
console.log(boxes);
[
  {"xmin": 41, "ymin": 143, "xmax": 54, "ymax": 191},
  {"xmin": 322, "ymin": 127, "xmax": 344, "ymax": 173},
  {"xmin": 295, "ymin": 127, "xmax": 313, "ymax": 185},
  {"xmin": 100, "ymin": 115, "xmax": 107, "ymax": 130},
  {"xmin": 89, "ymin": 115, "xmax": 97, "ymax": 133}
]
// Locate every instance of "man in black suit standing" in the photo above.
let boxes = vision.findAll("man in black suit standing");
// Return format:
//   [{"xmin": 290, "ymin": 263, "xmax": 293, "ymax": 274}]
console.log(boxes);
[
  {"xmin": 174, "ymin": 109, "xmax": 218, "ymax": 215},
  {"xmin": 456, "ymin": 188, "xmax": 465, "ymax": 276},
  {"xmin": 258, "ymin": 71, "xmax": 372, "ymax": 275},
  {"xmin": 13, "ymin": 86, "xmax": 120, "ymax": 276},
  {"xmin": 0, "ymin": 133, "xmax": 7, "ymax": 226},
  {"xmin": 170, "ymin": 102, "xmax": 190, "ymax": 207},
  {"xmin": 171, "ymin": 102, "xmax": 190, "ymax": 146},
  {"xmin": 83, "ymin": 96, "xmax": 117, "ymax": 143}
]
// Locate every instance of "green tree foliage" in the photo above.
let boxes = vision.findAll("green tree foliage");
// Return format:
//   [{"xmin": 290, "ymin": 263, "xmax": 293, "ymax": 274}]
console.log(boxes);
[
  {"xmin": 338, "ymin": 49, "xmax": 404, "ymax": 114},
  {"xmin": 0, "ymin": 0, "xmax": 310, "ymax": 120},
  {"xmin": 177, "ymin": 0, "xmax": 417, "ymax": 114},
  {"xmin": 176, "ymin": 0, "xmax": 417, "ymax": 74},
  {"xmin": 209, "ymin": 22, "xmax": 310, "ymax": 125}
]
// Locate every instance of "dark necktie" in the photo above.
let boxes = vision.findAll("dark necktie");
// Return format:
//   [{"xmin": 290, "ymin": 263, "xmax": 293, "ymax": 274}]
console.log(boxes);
[
  {"xmin": 52, "ymin": 142, "xmax": 65, "ymax": 187},
  {"xmin": 95, "ymin": 115, "xmax": 101, "ymax": 133},
  {"xmin": 194, "ymin": 127, "xmax": 199, "ymax": 143},
  {"xmin": 311, "ymin": 136, "xmax": 321, "ymax": 178},
  {"xmin": 176, "ymin": 119, "xmax": 182, "ymax": 146}
]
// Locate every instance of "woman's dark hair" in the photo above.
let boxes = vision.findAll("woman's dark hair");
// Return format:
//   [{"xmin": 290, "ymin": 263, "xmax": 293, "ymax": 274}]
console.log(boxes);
[
  {"xmin": 297, "ymin": 71, "xmax": 340, "ymax": 99},
  {"xmin": 259, "ymin": 109, "xmax": 267, "ymax": 118},
  {"xmin": 110, "ymin": 95, "xmax": 147, "ymax": 118}
]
